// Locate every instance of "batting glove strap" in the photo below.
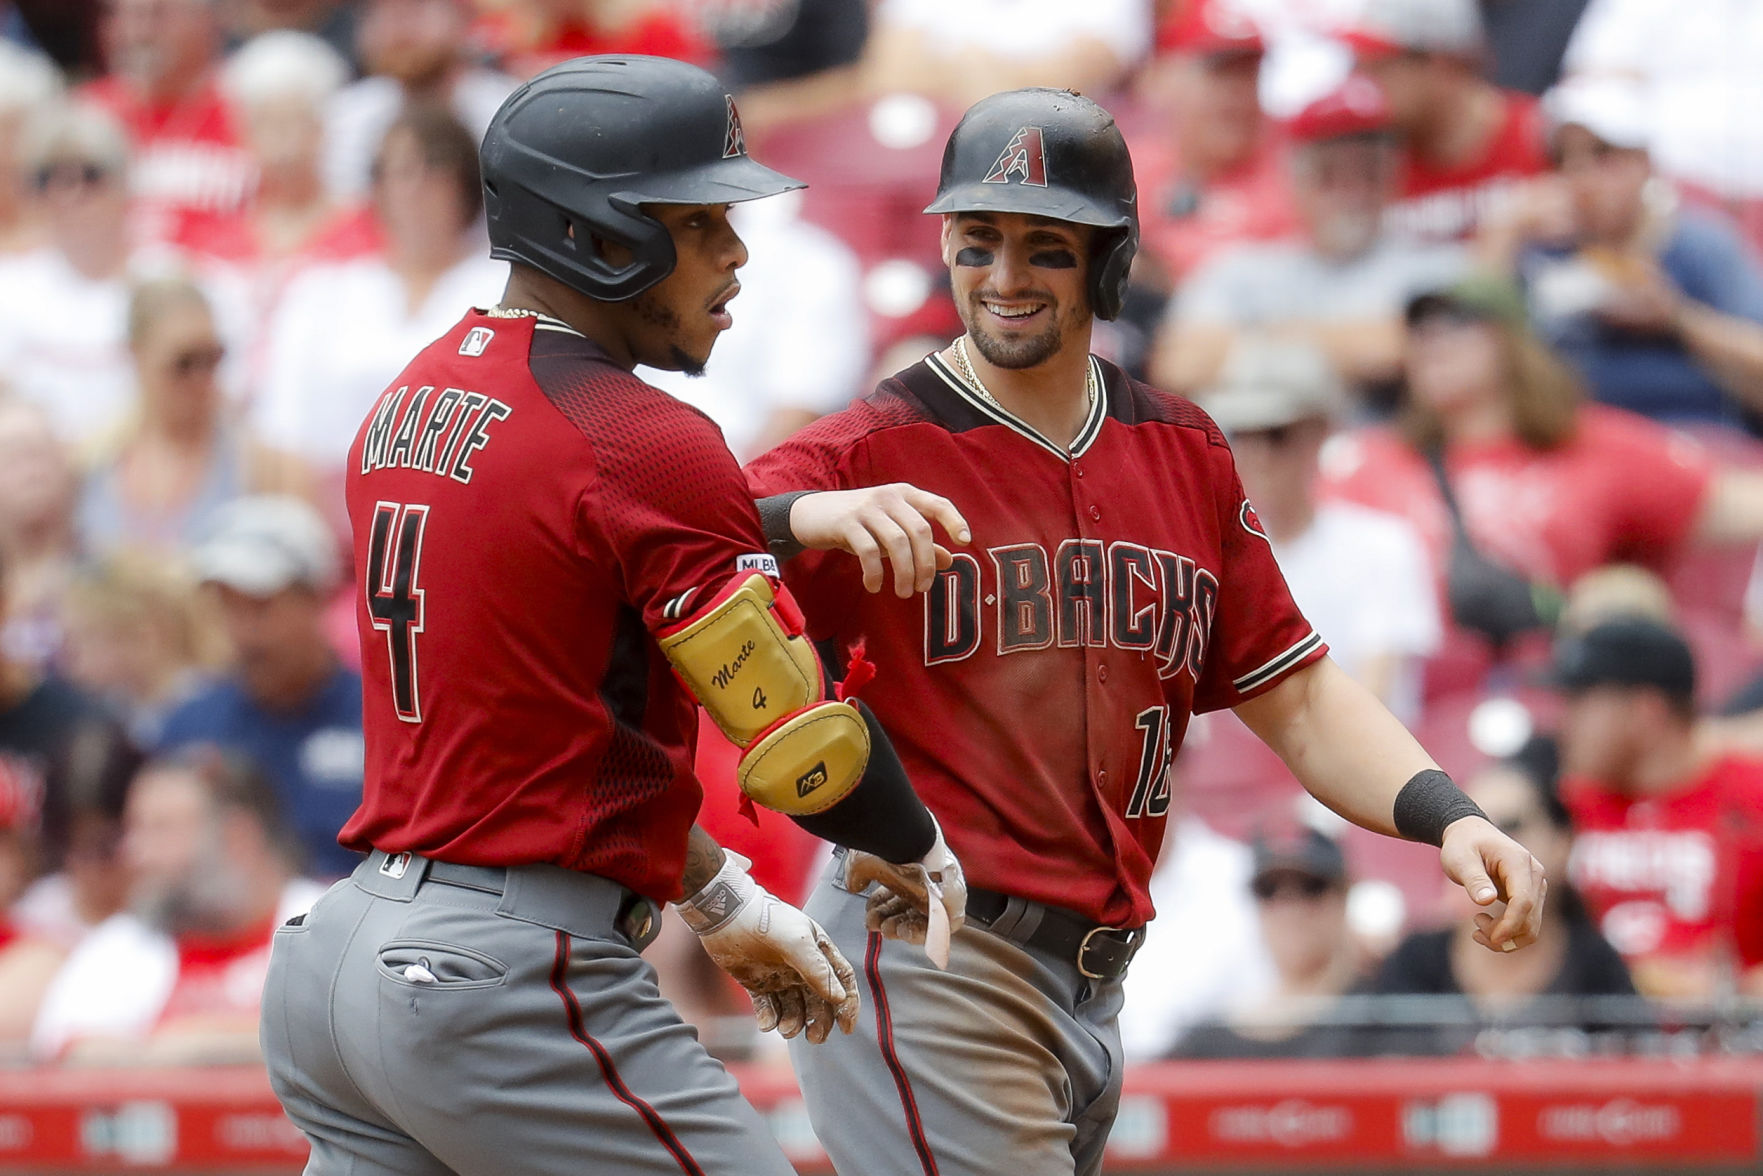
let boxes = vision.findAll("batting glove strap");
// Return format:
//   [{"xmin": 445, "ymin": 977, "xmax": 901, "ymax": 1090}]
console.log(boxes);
[{"xmin": 672, "ymin": 850, "xmax": 758, "ymax": 937}]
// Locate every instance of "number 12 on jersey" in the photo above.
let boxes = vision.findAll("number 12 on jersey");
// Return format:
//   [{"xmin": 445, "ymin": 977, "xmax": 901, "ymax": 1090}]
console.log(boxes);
[
  {"xmin": 367, "ymin": 501, "xmax": 430, "ymax": 724},
  {"xmin": 1126, "ymin": 705, "xmax": 1173, "ymax": 819}
]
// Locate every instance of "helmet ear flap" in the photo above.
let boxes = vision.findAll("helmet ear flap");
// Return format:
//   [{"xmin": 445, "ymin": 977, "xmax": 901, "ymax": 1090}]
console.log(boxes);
[{"xmin": 1088, "ymin": 225, "xmax": 1137, "ymax": 321}]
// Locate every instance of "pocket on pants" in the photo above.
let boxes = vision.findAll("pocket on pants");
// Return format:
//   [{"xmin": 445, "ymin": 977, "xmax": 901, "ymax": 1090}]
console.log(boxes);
[{"xmin": 376, "ymin": 940, "xmax": 509, "ymax": 989}]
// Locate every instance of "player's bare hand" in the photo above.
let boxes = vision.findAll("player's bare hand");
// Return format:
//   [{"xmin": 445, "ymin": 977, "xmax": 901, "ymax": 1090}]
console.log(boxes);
[
  {"xmin": 841, "ymin": 815, "xmax": 967, "ymax": 967},
  {"xmin": 788, "ymin": 485, "xmax": 971, "ymax": 598},
  {"xmin": 1439, "ymin": 815, "xmax": 1547, "ymax": 953},
  {"xmin": 673, "ymin": 850, "xmax": 860, "ymax": 1043}
]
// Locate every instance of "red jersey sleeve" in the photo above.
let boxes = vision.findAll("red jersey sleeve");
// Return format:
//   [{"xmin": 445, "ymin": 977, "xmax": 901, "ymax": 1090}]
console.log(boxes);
[
  {"xmin": 1593, "ymin": 409, "xmax": 1715, "ymax": 567},
  {"xmin": 1192, "ymin": 445, "xmax": 1327, "ymax": 713},
  {"xmin": 577, "ymin": 387, "xmax": 772, "ymax": 634}
]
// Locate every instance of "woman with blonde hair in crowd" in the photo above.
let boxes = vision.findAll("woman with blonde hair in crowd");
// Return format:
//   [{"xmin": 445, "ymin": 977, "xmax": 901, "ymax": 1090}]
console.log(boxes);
[
  {"xmin": 0, "ymin": 397, "xmax": 81, "ymax": 668},
  {"xmin": 0, "ymin": 44, "xmax": 63, "ymax": 256},
  {"xmin": 77, "ymin": 278, "xmax": 289, "ymax": 560},
  {"xmin": 1322, "ymin": 275, "xmax": 1763, "ymax": 691}
]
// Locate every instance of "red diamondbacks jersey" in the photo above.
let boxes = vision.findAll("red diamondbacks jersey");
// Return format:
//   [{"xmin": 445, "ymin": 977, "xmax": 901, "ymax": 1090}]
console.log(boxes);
[
  {"xmin": 747, "ymin": 353, "xmax": 1326, "ymax": 926},
  {"xmin": 340, "ymin": 309, "xmax": 775, "ymax": 902}
]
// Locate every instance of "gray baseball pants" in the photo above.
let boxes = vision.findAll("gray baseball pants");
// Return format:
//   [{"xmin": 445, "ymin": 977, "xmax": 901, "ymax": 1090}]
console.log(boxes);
[
  {"xmin": 260, "ymin": 850, "xmax": 798, "ymax": 1176},
  {"xmin": 789, "ymin": 857, "xmax": 1127, "ymax": 1176}
]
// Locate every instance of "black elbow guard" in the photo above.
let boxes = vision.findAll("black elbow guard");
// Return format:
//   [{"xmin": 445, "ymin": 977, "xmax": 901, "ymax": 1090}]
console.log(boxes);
[{"xmin": 790, "ymin": 699, "xmax": 936, "ymax": 864}]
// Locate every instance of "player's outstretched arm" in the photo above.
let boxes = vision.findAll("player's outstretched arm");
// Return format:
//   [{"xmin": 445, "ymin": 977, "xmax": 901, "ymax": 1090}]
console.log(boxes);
[
  {"xmin": 755, "ymin": 485, "xmax": 971, "ymax": 597},
  {"xmin": 673, "ymin": 826, "xmax": 858, "ymax": 1044},
  {"xmin": 1234, "ymin": 657, "xmax": 1548, "ymax": 953}
]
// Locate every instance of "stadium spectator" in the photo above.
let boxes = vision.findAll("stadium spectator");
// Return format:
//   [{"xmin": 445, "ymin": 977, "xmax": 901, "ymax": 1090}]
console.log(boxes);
[
  {"xmin": 185, "ymin": 31, "xmax": 373, "ymax": 281},
  {"xmin": 1322, "ymin": 276, "xmax": 1763, "ymax": 683},
  {"xmin": 324, "ymin": 0, "xmax": 517, "ymax": 198},
  {"xmin": 1204, "ymin": 341, "xmax": 1441, "ymax": 719},
  {"xmin": 254, "ymin": 105, "xmax": 507, "ymax": 492},
  {"xmin": 78, "ymin": 279, "xmax": 281, "ymax": 561},
  {"xmin": 1487, "ymin": 78, "xmax": 1763, "ymax": 431},
  {"xmin": 1132, "ymin": 0, "xmax": 1297, "ymax": 286},
  {"xmin": 1153, "ymin": 76, "xmax": 1467, "ymax": 399},
  {"xmin": 157, "ymin": 496, "xmax": 363, "ymax": 879},
  {"xmin": 641, "ymin": 195, "xmax": 870, "ymax": 461},
  {"xmin": 0, "ymin": 42, "xmax": 61, "ymax": 256},
  {"xmin": 0, "ymin": 398, "xmax": 80, "ymax": 668},
  {"xmin": 1371, "ymin": 749, "xmax": 1640, "ymax": 1055},
  {"xmin": 471, "ymin": 0, "xmax": 710, "ymax": 79},
  {"xmin": 1170, "ymin": 826, "xmax": 1370, "ymax": 1058},
  {"xmin": 0, "ymin": 724, "xmax": 138, "ymax": 1050},
  {"xmin": 83, "ymin": 0, "xmax": 254, "ymax": 241},
  {"xmin": 218, "ymin": 0, "xmax": 357, "ymax": 65},
  {"xmin": 1551, "ymin": 617, "xmax": 1763, "ymax": 999},
  {"xmin": 30, "ymin": 750, "xmax": 322, "ymax": 1064},
  {"xmin": 60, "ymin": 555, "xmax": 218, "ymax": 747},
  {"xmin": 860, "ymin": 0, "xmax": 1152, "ymax": 110},
  {"xmin": 0, "ymin": 103, "xmax": 139, "ymax": 445},
  {"xmin": 1561, "ymin": 0, "xmax": 1763, "ymax": 256},
  {"xmin": 1343, "ymin": 0, "xmax": 1549, "ymax": 242},
  {"xmin": 1120, "ymin": 812, "xmax": 1278, "ymax": 1059}
]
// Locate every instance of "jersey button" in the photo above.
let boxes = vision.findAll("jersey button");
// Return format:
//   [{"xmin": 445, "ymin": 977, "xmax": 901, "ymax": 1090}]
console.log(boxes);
[
  {"xmin": 1088, "ymin": 505, "xmax": 1102, "ymax": 521},
  {"xmin": 1097, "ymin": 769, "xmax": 1109, "ymax": 787},
  {"xmin": 1074, "ymin": 465, "xmax": 1085, "ymax": 478},
  {"xmin": 1097, "ymin": 664, "xmax": 1109, "ymax": 683}
]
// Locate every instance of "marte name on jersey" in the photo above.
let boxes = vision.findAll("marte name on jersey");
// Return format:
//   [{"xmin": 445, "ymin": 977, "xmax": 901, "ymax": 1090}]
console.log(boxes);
[
  {"xmin": 925, "ymin": 538, "xmax": 1219, "ymax": 681},
  {"xmin": 359, "ymin": 384, "xmax": 514, "ymax": 484}
]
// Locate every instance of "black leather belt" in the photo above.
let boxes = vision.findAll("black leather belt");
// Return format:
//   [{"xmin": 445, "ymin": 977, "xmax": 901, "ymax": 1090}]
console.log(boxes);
[
  {"xmin": 423, "ymin": 859, "xmax": 661, "ymax": 949},
  {"xmin": 965, "ymin": 887, "xmax": 1143, "ymax": 981}
]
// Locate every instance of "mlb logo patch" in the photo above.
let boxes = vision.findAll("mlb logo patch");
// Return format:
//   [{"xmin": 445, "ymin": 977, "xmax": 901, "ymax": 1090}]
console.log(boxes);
[
  {"xmin": 737, "ymin": 552, "xmax": 779, "ymax": 577},
  {"xmin": 379, "ymin": 851, "xmax": 413, "ymax": 879},
  {"xmin": 459, "ymin": 327, "xmax": 495, "ymax": 357}
]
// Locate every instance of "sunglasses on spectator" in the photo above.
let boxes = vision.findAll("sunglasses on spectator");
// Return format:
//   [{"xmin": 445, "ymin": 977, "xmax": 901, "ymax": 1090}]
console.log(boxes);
[
  {"xmin": 1231, "ymin": 424, "xmax": 1304, "ymax": 447},
  {"xmin": 169, "ymin": 345, "xmax": 226, "ymax": 376},
  {"xmin": 35, "ymin": 162, "xmax": 112, "ymax": 192},
  {"xmin": 1251, "ymin": 874, "xmax": 1335, "ymax": 902},
  {"xmin": 1491, "ymin": 812, "xmax": 1537, "ymax": 840}
]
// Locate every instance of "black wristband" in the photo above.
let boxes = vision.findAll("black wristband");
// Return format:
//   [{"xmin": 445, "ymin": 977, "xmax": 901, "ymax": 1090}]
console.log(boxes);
[
  {"xmin": 1392, "ymin": 769, "xmax": 1488, "ymax": 846},
  {"xmin": 755, "ymin": 492, "xmax": 814, "ymax": 563}
]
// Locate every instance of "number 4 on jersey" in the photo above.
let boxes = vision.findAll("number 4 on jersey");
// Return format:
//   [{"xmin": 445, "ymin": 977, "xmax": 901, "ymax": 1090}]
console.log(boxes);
[
  {"xmin": 367, "ymin": 501, "xmax": 430, "ymax": 723},
  {"xmin": 1126, "ymin": 704, "xmax": 1173, "ymax": 819}
]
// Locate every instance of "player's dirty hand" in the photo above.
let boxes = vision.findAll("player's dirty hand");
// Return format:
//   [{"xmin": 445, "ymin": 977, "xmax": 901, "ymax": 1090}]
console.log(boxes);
[
  {"xmin": 841, "ymin": 815, "xmax": 967, "ymax": 967},
  {"xmin": 674, "ymin": 849, "xmax": 860, "ymax": 1042},
  {"xmin": 787, "ymin": 484, "xmax": 972, "ymax": 598},
  {"xmin": 1439, "ymin": 815, "xmax": 1548, "ymax": 954}
]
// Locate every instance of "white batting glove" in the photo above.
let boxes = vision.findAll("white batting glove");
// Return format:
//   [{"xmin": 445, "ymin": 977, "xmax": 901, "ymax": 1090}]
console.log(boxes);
[
  {"xmin": 672, "ymin": 850, "xmax": 859, "ymax": 1044},
  {"xmin": 841, "ymin": 815, "xmax": 967, "ymax": 969}
]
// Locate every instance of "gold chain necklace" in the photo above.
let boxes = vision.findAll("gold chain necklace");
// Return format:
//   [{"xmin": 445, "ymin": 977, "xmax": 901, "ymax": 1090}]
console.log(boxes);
[{"xmin": 951, "ymin": 335, "xmax": 1097, "ymax": 427}]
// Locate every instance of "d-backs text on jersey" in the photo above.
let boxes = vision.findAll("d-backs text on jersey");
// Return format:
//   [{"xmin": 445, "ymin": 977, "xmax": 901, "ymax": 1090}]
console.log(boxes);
[
  {"xmin": 359, "ymin": 384, "xmax": 514, "ymax": 483},
  {"xmin": 926, "ymin": 538, "xmax": 1218, "ymax": 680}
]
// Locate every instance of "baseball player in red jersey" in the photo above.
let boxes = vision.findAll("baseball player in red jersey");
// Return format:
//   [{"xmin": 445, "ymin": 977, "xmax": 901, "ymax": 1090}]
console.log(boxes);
[
  {"xmin": 746, "ymin": 88, "xmax": 1549, "ymax": 1176},
  {"xmin": 259, "ymin": 57, "xmax": 967, "ymax": 1176}
]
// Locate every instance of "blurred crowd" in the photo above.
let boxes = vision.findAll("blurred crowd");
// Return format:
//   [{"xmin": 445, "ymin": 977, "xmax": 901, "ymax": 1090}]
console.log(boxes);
[{"xmin": 0, "ymin": 0, "xmax": 1761, "ymax": 1068}]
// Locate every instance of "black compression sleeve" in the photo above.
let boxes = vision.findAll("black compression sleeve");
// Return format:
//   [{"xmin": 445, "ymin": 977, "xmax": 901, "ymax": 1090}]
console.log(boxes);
[
  {"xmin": 789, "ymin": 699, "xmax": 936, "ymax": 863},
  {"xmin": 755, "ymin": 492, "xmax": 813, "ymax": 562},
  {"xmin": 1392, "ymin": 769, "xmax": 1488, "ymax": 846}
]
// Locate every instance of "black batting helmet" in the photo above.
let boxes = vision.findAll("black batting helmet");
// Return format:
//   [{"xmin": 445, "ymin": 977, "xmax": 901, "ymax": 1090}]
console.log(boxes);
[
  {"xmin": 480, "ymin": 55, "xmax": 803, "ymax": 302},
  {"xmin": 925, "ymin": 88, "xmax": 1139, "ymax": 320}
]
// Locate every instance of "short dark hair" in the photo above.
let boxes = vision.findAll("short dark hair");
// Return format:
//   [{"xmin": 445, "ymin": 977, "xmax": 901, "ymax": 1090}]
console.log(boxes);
[{"xmin": 374, "ymin": 103, "xmax": 484, "ymax": 229}]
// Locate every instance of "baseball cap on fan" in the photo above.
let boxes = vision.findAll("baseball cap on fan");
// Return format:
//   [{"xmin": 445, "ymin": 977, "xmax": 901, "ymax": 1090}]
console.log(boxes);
[
  {"xmin": 1546, "ymin": 616, "xmax": 1696, "ymax": 703},
  {"xmin": 1203, "ymin": 340, "xmax": 1346, "ymax": 434},
  {"xmin": 192, "ymin": 495, "xmax": 341, "ymax": 597},
  {"xmin": 1285, "ymin": 74, "xmax": 1392, "ymax": 145},
  {"xmin": 1250, "ymin": 826, "xmax": 1348, "ymax": 887},
  {"xmin": 1338, "ymin": 0, "xmax": 1486, "ymax": 60},
  {"xmin": 1157, "ymin": 0, "xmax": 1265, "ymax": 59},
  {"xmin": 1542, "ymin": 76, "xmax": 1652, "ymax": 152}
]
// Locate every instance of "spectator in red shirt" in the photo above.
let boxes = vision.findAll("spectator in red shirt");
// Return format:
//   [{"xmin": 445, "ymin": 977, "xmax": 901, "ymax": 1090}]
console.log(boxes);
[
  {"xmin": 176, "ymin": 31, "xmax": 374, "ymax": 280},
  {"xmin": 0, "ymin": 43, "xmax": 62, "ymax": 256},
  {"xmin": 1322, "ymin": 276, "xmax": 1763, "ymax": 685},
  {"xmin": 473, "ymin": 0, "xmax": 711, "ymax": 78},
  {"xmin": 1133, "ymin": 0, "xmax": 1296, "ymax": 286},
  {"xmin": 83, "ymin": 0, "xmax": 256, "ymax": 241},
  {"xmin": 1341, "ymin": 0, "xmax": 1548, "ymax": 242},
  {"xmin": 1552, "ymin": 617, "xmax": 1763, "ymax": 999},
  {"xmin": 30, "ymin": 751, "xmax": 322, "ymax": 1063}
]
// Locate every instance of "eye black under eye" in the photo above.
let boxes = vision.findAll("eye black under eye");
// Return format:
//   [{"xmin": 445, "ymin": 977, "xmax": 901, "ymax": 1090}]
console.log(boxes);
[{"xmin": 1029, "ymin": 249, "xmax": 1078, "ymax": 269}]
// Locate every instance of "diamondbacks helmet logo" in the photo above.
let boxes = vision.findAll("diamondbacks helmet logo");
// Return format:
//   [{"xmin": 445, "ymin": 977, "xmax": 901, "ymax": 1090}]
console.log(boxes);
[
  {"xmin": 983, "ymin": 126, "xmax": 1048, "ymax": 187},
  {"xmin": 723, "ymin": 95, "xmax": 746, "ymax": 158}
]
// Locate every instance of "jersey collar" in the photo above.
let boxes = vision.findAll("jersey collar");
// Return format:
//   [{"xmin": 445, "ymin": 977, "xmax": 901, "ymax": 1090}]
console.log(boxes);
[{"xmin": 923, "ymin": 349, "xmax": 1109, "ymax": 461}]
